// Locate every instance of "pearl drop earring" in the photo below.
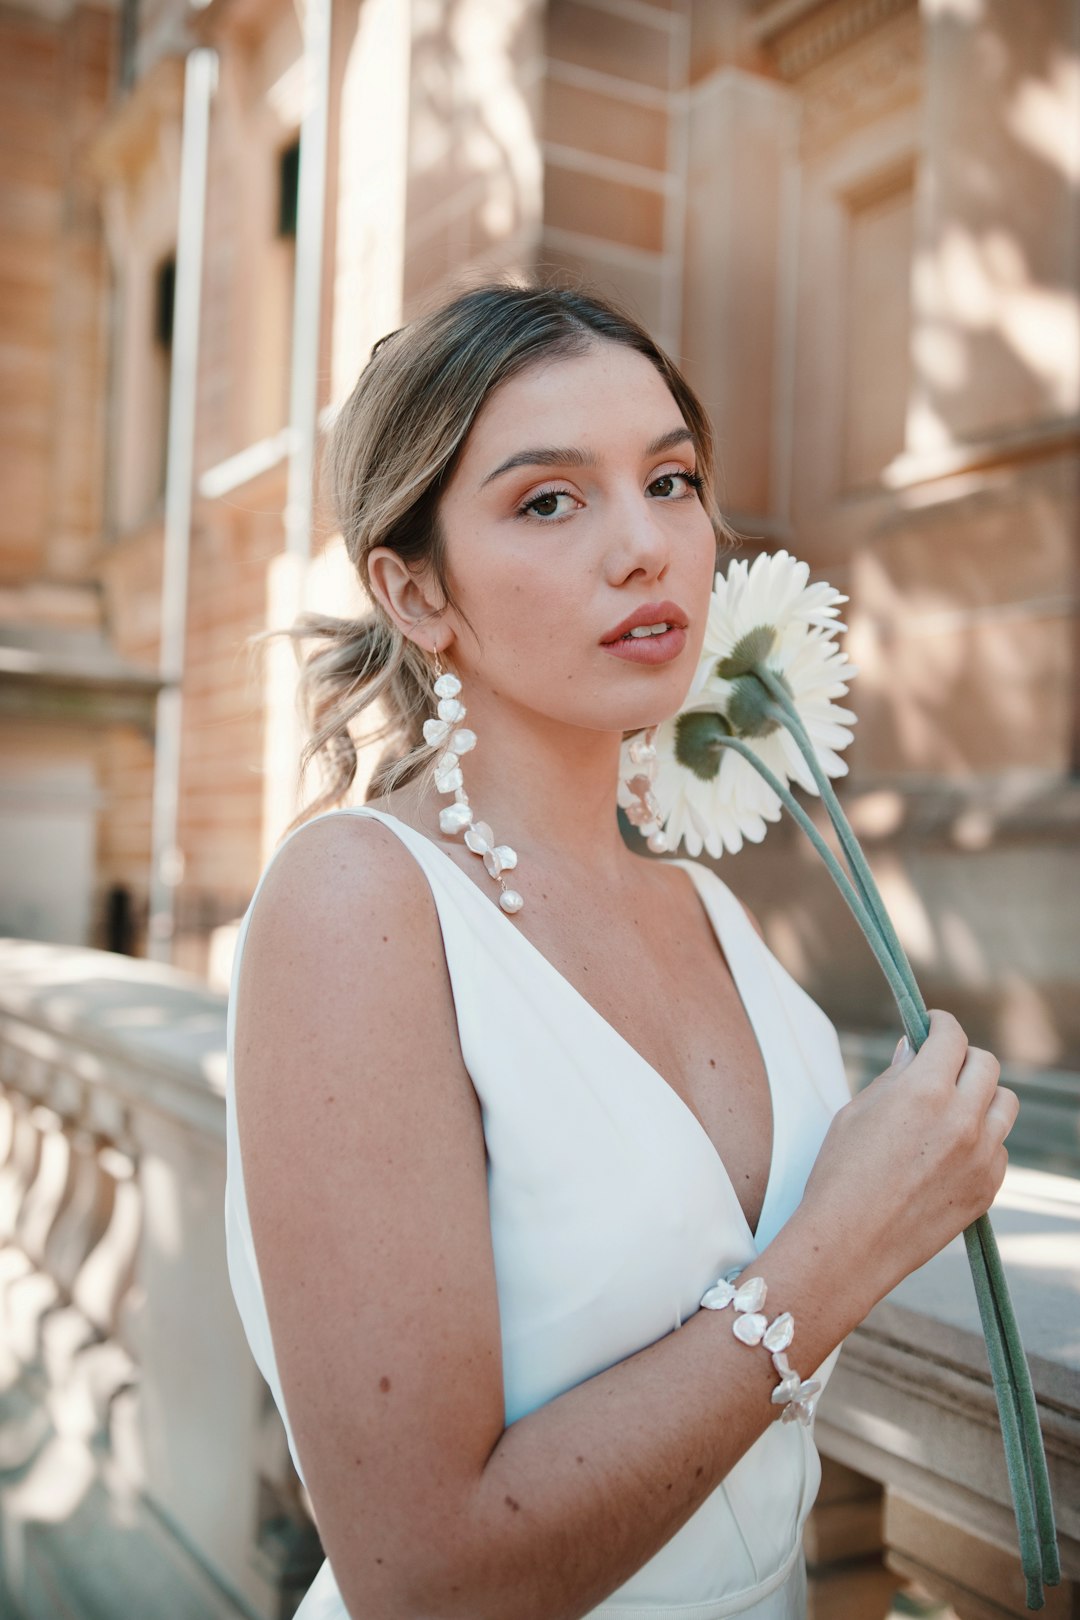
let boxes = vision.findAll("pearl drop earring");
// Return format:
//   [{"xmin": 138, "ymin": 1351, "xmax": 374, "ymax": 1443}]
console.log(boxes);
[
  {"xmin": 618, "ymin": 726, "xmax": 669, "ymax": 853},
  {"xmin": 424, "ymin": 651, "xmax": 525, "ymax": 915}
]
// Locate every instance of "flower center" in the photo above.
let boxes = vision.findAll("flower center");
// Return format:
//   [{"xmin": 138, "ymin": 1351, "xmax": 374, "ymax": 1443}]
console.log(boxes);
[
  {"xmin": 726, "ymin": 675, "xmax": 782, "ymax": 739},
  {"xmin": 714, "ymin": 623, "xmax": 778, "ymax": 680},
  {"xmin": 674, "ymin": 710, "xmax": 732, "ymax": 781},
  {"xmin": 675, "ymin": 659, "xmax": 798, "ymax": 768}
]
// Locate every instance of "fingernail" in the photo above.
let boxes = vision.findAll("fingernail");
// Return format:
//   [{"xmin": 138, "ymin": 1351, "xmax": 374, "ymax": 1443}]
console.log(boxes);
[{"xmin": 893, "ymin": 1035, "xmax": 911, "ymax": 1064}]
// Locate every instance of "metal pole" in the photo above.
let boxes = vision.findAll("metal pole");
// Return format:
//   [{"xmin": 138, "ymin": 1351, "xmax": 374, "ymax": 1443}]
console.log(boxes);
[
  {"xmin": 147, "ymin": 47, "xmax": 216, "ymax": 962},
  {"xmin": 262, "ymin": 0, "xmax": 333, "ymax": 847},
  {"xmin": 284, "ymin": 0, "xmax": 333, "ymax": 563}
]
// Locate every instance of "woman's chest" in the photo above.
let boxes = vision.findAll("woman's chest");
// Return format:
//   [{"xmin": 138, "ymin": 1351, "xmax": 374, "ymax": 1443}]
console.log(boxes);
[
  {"xmin": 444, "ymin": 867, "xmax": 849, "ymax": 1425},
  {"xmin": 504, "ymin": 872, "xmax": 775, "ymax": 1237}
]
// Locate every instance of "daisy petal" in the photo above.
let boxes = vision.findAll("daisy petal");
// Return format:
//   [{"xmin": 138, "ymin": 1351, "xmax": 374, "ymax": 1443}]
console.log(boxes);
[{"xmin": 627, "ymin": 551, "xmax": 859, "ymax": 857}]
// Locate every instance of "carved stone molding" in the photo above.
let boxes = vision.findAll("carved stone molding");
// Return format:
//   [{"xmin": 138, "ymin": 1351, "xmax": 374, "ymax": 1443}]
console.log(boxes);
[
  {"xmin": 754, "ymin": 0, "xmax": 917, "ymax": 81},
  {"xmin": 797, "ymin": 8, "xmax": 921, "ymax": 149}
]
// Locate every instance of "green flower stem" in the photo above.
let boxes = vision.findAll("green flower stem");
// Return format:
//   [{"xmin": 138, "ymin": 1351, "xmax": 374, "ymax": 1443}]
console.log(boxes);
[
  {"xmin": 756, "ymin": 669, "xmax": 925, "ymax": 1023},
  {"xmin": 963, "ymin": 1218, "xmax": 1044, "ymax": 1610},
  {"xmin": 978, "ymin": 1217, "xmax": 1062, "ymax": 1585},
  {"xmin": 741, "ymin": 674, "xmax": 1059, "ymax": 1601},
  {"xmin": 711, "ymin": 738, "xmax": 917, "ymax": 1022},
  {"xmin": 962, "ymin": 1208, "xmax": 1051, "ymax": 1604}
]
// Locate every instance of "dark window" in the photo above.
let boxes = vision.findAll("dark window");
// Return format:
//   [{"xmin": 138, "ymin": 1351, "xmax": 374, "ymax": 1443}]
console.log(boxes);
[
  {"xmin": 154, "ymin": 255, "xmax": 176, "ymax": 348},
  {"xmin": 278, "ymin": 138, "xmax": 300, "ymax": 238},
  {"xmin": 118, "ymin": 0, "xmax": 139, "ymax": 94},
  {"xmin": 153, "ymin": 254, "xmax": 176, "ymax": 498},
  {"xmin": 104, "ymin": 883, "xmax": 136, "ymax": 956}
]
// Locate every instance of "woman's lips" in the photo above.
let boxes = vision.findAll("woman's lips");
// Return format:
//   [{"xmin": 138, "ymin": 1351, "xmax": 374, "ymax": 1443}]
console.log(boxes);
[{"xmin": 600, "ymin": 625, "xmax": 688, "ymax": 664}]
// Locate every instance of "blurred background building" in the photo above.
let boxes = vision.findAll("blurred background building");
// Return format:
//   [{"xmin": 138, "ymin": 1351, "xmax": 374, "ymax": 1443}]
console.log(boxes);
[{"xmin": 1, "ymin": 0, "xmax": 1078, "ymax": 1616}]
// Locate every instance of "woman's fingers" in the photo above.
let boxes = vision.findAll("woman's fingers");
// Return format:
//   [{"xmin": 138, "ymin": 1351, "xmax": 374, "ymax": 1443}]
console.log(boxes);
[
  {"xmin": 886, "ymin": 1013, "xmax": 1016, "ymax": 1152},
  {"xmin": 954, "ymin": 1042, "xmax": 1001, "ymax": 1097},
  {"xmin": 986, "ymin": 1083, "xmax": 1020, "ymax": 1145},
  {"xmin": 802, "ymin": 1006, "xmax": 1022, "ymax": 1303},
  {"xmin": 926, "ymin": 1006, "xmax": 969, "ymax": 1060}
]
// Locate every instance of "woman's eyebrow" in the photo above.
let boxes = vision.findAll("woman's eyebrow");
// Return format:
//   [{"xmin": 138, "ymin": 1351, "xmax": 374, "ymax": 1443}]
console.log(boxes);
[{"xmin": 477, "ymin": 427, "xmax": 695, "ymax": 491}]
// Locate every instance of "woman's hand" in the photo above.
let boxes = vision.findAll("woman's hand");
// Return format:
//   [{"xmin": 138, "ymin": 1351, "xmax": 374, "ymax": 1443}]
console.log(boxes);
[{"xmin": 799, "ymin": 1008, "xmax": 1020, "ymax": 1311}]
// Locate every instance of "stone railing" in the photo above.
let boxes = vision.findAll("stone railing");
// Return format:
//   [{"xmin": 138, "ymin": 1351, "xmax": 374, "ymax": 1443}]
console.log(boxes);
[
  {"xmin": 0, "ymin": 939, "xmax": 1076, "ymax": 1619},
  {"xmin": 0, "ymin": 938, "xmax": 319, "ymax": 1620}
]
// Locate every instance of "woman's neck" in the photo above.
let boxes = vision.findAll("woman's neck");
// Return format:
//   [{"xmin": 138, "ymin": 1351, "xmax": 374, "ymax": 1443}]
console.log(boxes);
[{"xmin": 377, "ymin": 713, "xmax": 644, "ymax": 885}]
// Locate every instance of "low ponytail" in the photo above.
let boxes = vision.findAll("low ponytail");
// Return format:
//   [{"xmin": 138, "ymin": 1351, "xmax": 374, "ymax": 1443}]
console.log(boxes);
[{"xmin": 266, "ymin": 608, "xmax": 440, "ymax": 833}]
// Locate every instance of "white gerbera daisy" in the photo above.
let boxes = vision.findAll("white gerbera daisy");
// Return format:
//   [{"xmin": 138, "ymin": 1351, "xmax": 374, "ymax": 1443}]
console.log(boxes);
[{"xmin": 621, "ymin": 550, "xmax": 859, "ymax": 858}]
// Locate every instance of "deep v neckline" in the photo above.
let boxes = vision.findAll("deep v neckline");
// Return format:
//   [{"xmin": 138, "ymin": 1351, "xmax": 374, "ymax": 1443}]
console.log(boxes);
[{"xmin": 343, "ymin": 807, "xmax": 782, "ymax": 1249}]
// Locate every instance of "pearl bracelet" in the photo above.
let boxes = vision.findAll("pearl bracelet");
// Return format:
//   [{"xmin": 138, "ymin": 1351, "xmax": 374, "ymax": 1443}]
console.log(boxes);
[{"xmin": 699, "ymin": 1268, "xmax": 821, "ymax": 1426}]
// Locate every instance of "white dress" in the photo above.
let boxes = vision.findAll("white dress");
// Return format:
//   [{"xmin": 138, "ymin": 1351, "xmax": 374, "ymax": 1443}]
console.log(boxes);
[{"xmin": 224, "ymin": 805, "xmax": 853, "ymax": 1619}]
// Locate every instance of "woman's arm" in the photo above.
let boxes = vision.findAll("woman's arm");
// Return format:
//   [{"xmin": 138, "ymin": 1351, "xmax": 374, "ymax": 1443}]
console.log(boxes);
[{"xmin": 234, "ymin": 814, "xmax": 1015, "ymax": 1620}]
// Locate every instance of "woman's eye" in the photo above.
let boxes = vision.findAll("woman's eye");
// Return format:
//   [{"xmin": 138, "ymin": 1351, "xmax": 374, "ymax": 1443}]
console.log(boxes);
[
  {"xmin": 517, "ymin": 470, "xmax": 702, "ymax": 522},
  {"xmin": 650, "ymin": 470, "xmax": 702, "ymax": 498},
  {"xmin": 518, "ymin": 488, "xmax": 579, "ymax": 521}
]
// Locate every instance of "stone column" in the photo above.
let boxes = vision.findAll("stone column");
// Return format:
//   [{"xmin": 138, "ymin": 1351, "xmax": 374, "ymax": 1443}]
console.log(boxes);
[
  {"xmin": 330, "ymin": 0, "xmax": 412, "ymax": 400},
  {"xmin": 906, "ymin": 0, "xmax": 1079, "ymax": 460},
  {"xmin": 854, "ymin": 0, "xmax": 1080, "ymax": 781},
  {"xmin": 681, "ymin": 68, "xmax": 801, "ymax": 531}
]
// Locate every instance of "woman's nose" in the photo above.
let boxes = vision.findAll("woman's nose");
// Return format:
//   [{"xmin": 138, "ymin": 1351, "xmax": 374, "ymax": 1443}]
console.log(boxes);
[{"xmin": 606, "ymin": 486, "xmax": 671, "ymax": 577}]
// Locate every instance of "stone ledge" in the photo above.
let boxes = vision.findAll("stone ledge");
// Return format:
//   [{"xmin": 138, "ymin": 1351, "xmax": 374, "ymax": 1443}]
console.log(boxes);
[
  {"xmin": 815, "ymin": 1165, "xmax": 1080, "ymax": 1588},
  {"xmin": 0, "ymin": 940, "xmax": 228, "ymax": 1137}
]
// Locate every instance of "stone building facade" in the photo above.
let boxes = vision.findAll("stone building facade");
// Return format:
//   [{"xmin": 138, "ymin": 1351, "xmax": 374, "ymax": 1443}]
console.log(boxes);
[
  {"xmin": 2, "ymin": 2, "xmax": 1079, "ymax": 1615},
  {"xmin": 2, "ymin": 0, "xmax": 1078, "ymax": 1089}
]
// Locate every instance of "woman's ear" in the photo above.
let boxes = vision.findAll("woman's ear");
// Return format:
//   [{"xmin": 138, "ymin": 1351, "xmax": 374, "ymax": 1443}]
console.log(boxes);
[{"xmin": 367, "ymin": 547, "xmax": 447, "ymax": 647}]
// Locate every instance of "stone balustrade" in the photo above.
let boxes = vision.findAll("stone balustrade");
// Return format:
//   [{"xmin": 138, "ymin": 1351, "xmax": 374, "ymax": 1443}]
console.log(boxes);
[
  {"xmin": 0, "ymin": 938, "xmax": 319, "ymax": 1620},
  {"xmin": 0, "ymin": 938, "xmax": 1076, "ymax": 1619}
]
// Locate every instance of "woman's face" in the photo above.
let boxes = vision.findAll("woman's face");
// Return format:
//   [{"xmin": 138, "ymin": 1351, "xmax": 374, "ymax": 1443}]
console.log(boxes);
[{"xmin": 430, "ymin": 339, "xmax": 718, "ymax": 740}]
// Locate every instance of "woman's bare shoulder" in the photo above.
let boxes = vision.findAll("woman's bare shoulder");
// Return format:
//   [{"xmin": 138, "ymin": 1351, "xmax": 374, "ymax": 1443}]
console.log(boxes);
[
  {"xmin": 249, "ymin": 808, "xmax": 429, "ymax": 929},
  {"xmin": 233, "ymin": 809, "xmax": 454, "ymax": 1113}
]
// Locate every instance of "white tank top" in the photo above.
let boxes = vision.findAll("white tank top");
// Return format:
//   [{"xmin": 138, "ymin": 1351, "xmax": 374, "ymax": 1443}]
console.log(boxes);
[{"xmin": 224, "ymin": 805, "xmax": 853, "ymax": 1619}]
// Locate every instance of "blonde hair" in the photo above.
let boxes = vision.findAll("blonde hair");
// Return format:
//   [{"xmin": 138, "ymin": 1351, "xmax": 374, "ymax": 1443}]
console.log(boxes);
[{"xmin": 269, "ymin": 275, "xmax": 736, "ymax": 832}]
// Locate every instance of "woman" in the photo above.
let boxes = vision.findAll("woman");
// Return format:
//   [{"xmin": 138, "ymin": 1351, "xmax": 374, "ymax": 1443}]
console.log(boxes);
[{"xmin": 225, "ymin": 280, "xmax": 1017, "ymax": 1620}]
